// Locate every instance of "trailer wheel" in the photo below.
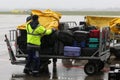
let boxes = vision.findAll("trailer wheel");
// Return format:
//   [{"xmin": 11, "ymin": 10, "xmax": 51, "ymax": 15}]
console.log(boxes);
[
  {"xmin": 98, "ymin": 61, "xmax": 104, "ymax": 71},
  {"xmin": 84, "ymin": 62, "xmax": 97, "ymax": 75}
]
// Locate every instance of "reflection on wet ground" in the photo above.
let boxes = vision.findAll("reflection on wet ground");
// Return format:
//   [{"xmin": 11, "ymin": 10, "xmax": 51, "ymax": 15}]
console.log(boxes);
[
  {"xmin": 9, "ymin": 58, "xmax": 113, "ymax": 80},
  {"xmin": 1, "ymin": 53, "xmax": 120, "ymax": 80},
  {"xmin": 11, "ymin": 74, "xmax": 50, "ymax": 80}
]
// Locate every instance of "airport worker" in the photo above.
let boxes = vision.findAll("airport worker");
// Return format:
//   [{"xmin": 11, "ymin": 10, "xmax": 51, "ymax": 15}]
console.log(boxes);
[
  {"xmin": 23, "ymin": 15, "xmax": 54, "ymax": 76},
  {"xmin": 26, "ymin": 13, "xmax": 32, "ymax": 22}
]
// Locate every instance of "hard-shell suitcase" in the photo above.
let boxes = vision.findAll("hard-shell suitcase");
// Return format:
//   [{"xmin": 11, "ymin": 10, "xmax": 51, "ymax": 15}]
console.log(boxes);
[
  {"xmin": 73, "ymin": 41, "xmax": 86, "ymax": 48},
  {"xmin": 73, "ymin": 30, "xmax": 89, "ymax": 42},
  {"xmin": 89, "ymin": 30, "xmax": 100, "ymax": 38},
  {"xmin": 81, "ymin": 48, "xmax": 98, "ymax": 56},
  {"xmin": 64, "ymin": 46, "xmax": 81, "ymax": 57},
  {"xmin": 88, "ymin": 38, "xmax": 99, "ymax": 48},
  {"xmin": 88, "ymin": 44, "xmax": 99, "ymax": 48},
  {"xmin": 89, "ymin": 38, "xmax": 99, "ymax": 42}
]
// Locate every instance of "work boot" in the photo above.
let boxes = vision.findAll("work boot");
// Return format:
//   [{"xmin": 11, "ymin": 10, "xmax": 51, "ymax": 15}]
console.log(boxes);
[
  {"xmin": 23, "ymin": 68, "xmax": 30, "ymax": 74},
  {"xmin": 32, "ymin": 71, "xmax": 40, "ymax": 77}
]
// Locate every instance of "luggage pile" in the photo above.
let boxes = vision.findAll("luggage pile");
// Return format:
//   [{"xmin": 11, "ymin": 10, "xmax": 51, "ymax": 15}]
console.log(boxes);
[
  {"xmin": 56, "ymin": 24, "xmax": 100, "ymax": 57},
  {"xmin": 16, "ymin": 21, "xmax": 101, "ymax": 57},
  {"xmin": 88, "ymin": 30, "xmax": 100, "ymax": 48}
]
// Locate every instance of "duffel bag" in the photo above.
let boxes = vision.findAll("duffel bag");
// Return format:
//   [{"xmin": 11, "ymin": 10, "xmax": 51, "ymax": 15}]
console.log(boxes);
[{"xmin": 57, "ymin": 30, "xmax": 74, "ymax": 45}]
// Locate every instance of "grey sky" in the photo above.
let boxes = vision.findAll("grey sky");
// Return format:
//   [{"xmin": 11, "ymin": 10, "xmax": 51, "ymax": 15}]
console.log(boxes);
[{"xmin": 1, "ymin": 0, "xmax": 120, "ymax": 11}]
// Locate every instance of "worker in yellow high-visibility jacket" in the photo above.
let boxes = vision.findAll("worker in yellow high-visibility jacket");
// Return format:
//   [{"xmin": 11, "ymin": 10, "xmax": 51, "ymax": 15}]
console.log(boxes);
[{"xmin": 23, "ymin": 15, "xmax": 54, "ymax": 76}]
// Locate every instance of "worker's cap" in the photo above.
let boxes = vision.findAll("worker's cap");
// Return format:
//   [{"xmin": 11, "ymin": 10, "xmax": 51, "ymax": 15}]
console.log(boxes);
[{"xmin": 32, "ymin": 15, "xmax": 38, "ymax": 21}]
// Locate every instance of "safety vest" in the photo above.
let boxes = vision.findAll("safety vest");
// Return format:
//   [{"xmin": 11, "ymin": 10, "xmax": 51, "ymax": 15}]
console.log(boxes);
[{"xmin": 26, "ymin": 23, "xmax": 52, "ymax": 46}]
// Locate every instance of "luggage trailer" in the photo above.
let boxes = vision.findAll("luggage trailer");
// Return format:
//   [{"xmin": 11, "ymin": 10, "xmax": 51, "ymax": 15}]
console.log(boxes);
[{"xmin": 5, "ymin": 22, "xmax": 111, "ymax": 76}]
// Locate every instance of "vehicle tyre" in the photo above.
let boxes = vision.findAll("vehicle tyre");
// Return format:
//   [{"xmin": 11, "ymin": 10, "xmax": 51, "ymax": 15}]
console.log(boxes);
[
  {"xmin": 84, "ymin": 62, "xmax": 97, "ymax": 75},
  {"xmin": 98, "ymin": 61, "xmax": 104, "ymax": 71}
]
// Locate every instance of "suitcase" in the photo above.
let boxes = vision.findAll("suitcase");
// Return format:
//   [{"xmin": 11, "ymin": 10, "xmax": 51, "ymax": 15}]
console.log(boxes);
[
  {"xmin": 64, "ymin": 46, "xmax": 81, "ymax": 57},
  {"xmin": 80, "ymin": 41, "xmax": 86, "ymax": 48},
  {"xmin": 57, "ymin": 30, "xmax": 74, "ymax": 45},
  {"xmin": 88, "ymin": 38, "xmax": 99, "ymax": 48},
  {"xmin": 69, "ymin": 27, "xmax": 79, "ymax": 32},
  {"xmin": 89, "ymin": 38, "xmax": 99, "ymax": 42},
  {"xmin": 73, "ymin": 41, "xmax": 86, "ymax": 48},
  {"xmin": 88, "ymin": 44, "xmax": 99, "ymax": 48},
  {"xmin": 81, "ymin": 26, "xmax": 97, "ymax": 31},
  {"xmin": 89, "ymin": 30, "xmax": 100, "ymax": 38},
  {"xmin": 81, "ymin": 48, "xmax": 98, "ymax": 56},
  {"xmin": 73, "ymin": 30, "xmax": 89, "ymax": 42}
]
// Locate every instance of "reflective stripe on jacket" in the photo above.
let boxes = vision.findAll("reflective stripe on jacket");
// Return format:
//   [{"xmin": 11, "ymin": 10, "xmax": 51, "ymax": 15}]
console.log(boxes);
[{"xmin": 26, "ymin": 24, "xmax": 52, "ymax": 46}]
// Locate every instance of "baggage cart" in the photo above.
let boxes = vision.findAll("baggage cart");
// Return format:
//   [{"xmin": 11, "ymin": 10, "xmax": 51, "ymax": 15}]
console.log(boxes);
[{"xmin": 5, "ymin": 21, "xmax": 111, "ymax": 75}]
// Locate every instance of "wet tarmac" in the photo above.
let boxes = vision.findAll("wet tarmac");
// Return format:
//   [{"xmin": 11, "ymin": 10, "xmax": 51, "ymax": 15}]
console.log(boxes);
[
  {"xmin": 1, "ymin": 52, "xmax": 120, "ymax": 80},
  {"xmin": 0, "ymin": 14, "xmax": 120, "ymax": 80}
]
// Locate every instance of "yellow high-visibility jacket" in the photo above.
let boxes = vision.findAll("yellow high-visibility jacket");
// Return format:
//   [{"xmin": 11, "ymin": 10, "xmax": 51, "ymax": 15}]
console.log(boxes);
[{"xmin": 26, "ymin": 23, "xmax": 52, "ymax": 46}]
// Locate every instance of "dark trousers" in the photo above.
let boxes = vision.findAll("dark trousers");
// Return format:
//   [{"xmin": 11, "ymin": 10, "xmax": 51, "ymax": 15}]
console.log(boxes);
[{"xmin": 25, "ymin": 46, "xmax": 40, "ymax": 73}]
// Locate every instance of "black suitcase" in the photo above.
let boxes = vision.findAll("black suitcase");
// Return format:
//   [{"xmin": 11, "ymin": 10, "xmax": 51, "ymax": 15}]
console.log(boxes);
[
  {"xmin": 73, "ymin": 30, "xmax": 89, "ymax": 42},
  {"xmin": 81, "ymin": 48, "xmax": 98, "ymax": 57}
]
